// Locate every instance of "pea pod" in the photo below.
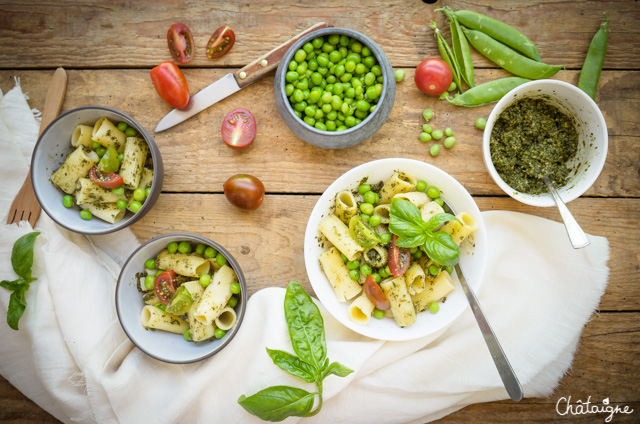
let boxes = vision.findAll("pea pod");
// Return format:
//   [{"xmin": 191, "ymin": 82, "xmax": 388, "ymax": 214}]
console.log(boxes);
[
  {"xmin": 439, "ymin": 7, "xmax": 541, "ymax": 62},
  {"xmin": 463, "ymin": 28, "xmax": 562, "ymax": 80},
  {"xmin": 578, "ymin": 14, "xmax": 609, "ymax": 100},
  {"xmin": 429, "ymin": 21, "xmax": 462, "ymax": 92},
  {"xmin": 447, "ymin": 77, "xmax": 530, "ymax": 107},
  {"xmin": 449, "ymin": 16, "xmax": 475, "ymax": 88}
]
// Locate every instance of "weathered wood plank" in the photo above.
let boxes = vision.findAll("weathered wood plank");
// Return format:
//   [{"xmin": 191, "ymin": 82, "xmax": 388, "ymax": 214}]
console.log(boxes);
[
  {"xmin": 128, "ymin": 194, "xmax": 640, "ymax": 311},
  {"xmin": 1, "ymin": 69, "xmax": 638, "ymax": 197},
  {"xmin": 0, "ymin": 1, "xmax": 637, "ymax": 70},
  {"xmin": 1, "ymin": 311, "xmax": 637, "ymax": 423}
]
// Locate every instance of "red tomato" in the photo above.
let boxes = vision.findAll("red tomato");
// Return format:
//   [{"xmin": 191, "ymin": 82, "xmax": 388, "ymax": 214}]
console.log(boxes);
[
  {"xmin": 150, "ymin": 61, "xmax": 190, "ymax": 109},
  {"xmin": 206, "ymin": 26, "xmax": 235, "ymax": 59},
  {"xmin": 167, "ymin": 23, "xmax": 194, "ymax": 64},
  {"xmin": 364, "ymin": 275, "xmax": 390, "ymax": 310},
  {"xmin": 414, "ymin": 58, "xmax": 452, "ymax": 96},
  {"xmin": 221, "ymin": 108, "xmax": 257, "ymax": 149},
  {"xmin": 155, "ymin": 270, "xmax": 177, "ymax": 305},
  {"xmin": 388, "ymin": 235, "xmax": 411, "ymax": 277},
  {"xmin": 223, "ymin": 174, "xmax": 265, "ymax": 211},
  {"xmin": 88, "ymin": 166, "xmax": 124, "ymax": 189}
]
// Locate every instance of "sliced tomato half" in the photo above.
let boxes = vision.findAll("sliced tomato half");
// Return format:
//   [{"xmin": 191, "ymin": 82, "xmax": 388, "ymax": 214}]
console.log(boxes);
[
  {"xmin": 167, "ymin": 23, "xmax": 194, "ymax": 64},
  {"xmin": 154, "ymin": 270, "xmax": 177, "ymax": 306},
  {"xmin": 206, "ymin": 26, "xmax": 235, "ymax": 59},
  {"xmin": 88, "ymin": 166, "xmax": 124, "ymax": 189},
  {"xmin": 221, "ymin": 108, "xmax": 256, "ymax": 149},
  {"xmin": 364, "ymin": 275, "xmax": 390, "ymax": 310},
  {"xmin": 388, "ymin": 235, "xmax": 410, "ymax": 277}
]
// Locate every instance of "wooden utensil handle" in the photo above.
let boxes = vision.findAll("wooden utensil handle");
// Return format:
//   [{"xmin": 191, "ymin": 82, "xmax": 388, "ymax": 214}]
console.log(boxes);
[
  {"xmin": 233, "ymin": 22, "xmax": 331, "ymax": 88},
  {"xmin": 39, "ymin": 68, "xmax": 67, "ymax": 135}
]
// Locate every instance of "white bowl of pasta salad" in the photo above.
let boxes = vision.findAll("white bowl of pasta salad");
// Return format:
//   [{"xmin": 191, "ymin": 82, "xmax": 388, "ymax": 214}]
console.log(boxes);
[
  {"xmin": 116, "ymin": 233, "xmax": 247, "ymax": 363},
  {"xmin": 31, "ymin": 106, "xmax": 163, "ymax": 235},
  {"xmin": 304, "ymin": 158, "xmax": 488, "ymax": 341}
]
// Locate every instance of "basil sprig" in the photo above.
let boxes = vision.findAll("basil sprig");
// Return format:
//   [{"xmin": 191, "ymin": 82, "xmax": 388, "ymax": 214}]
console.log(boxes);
[
  {"xmin": 238, "ymin": 281, "xmax": 353, "ymax": 421},
  {"xmin": 389, "ymin": 198, "xmax": 461, "ymax": 267},
  {"xmin": 1, "ymin": 232, "xmax": 40, "ymax": 330}
]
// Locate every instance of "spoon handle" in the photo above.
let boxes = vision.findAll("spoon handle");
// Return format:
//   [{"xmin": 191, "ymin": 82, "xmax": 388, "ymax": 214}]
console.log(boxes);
[
  {"xmin": 543, "ymin": 177, "xmax": 590, "ymax": 249},
  {"xmin": 455, "ymin": 263, "xmax": 524, "ymax": 402}
]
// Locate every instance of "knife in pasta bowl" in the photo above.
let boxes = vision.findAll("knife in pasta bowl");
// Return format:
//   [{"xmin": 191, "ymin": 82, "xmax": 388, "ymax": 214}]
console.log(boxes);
[{"xmin": 155, "ymin": 22, "xmax": 331, "ymax": 133}]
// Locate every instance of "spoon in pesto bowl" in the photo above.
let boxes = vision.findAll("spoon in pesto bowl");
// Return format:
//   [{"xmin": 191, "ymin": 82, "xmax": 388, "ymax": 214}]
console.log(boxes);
[{"xmin": 542, "ymin": 176, "xmax": 590, "ymax": 249}]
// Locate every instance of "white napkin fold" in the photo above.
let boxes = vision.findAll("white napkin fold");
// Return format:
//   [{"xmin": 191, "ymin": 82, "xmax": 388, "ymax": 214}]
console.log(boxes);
[{"xmin": 0, "ymin": 81, "xmax": 609, "ymax": 424}]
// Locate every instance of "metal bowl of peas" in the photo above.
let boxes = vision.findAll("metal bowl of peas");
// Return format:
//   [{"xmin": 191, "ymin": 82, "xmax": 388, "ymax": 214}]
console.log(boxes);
[{"xmin": 274, "ymin": 27, "xmax": 396, "ymax": 149}]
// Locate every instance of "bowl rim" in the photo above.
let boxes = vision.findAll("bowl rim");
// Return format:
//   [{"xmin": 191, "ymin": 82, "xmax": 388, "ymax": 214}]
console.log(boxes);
[
  {"xmin": 274, "ymin": 27, "xmax": 395, "ymax": 146},
  {"xmin": 31, "ymin": 105, "xmax": 162, "ymax": 235},
  {"xmin": 482, "ymin": 79, "xmax": 608, "ymax": 207},
  {"xmin": 115, "ymin": 232, "xmax": 248, "ymax": 364}
]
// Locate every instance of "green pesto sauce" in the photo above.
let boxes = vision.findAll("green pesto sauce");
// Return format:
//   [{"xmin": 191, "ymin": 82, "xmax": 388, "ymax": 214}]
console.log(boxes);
[{"xmin": 490, "ymin": 98, "xmax": 578, "ymax": 195}]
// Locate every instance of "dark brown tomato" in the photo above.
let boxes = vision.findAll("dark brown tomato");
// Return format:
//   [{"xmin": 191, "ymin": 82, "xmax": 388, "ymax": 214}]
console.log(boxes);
[
  {"xmin": 223, "ymin": 174, "xmax": 265, "ymax": 211},
  {"xmin": 206, "ymin": 26, "xmax": 235, "ymax": 59},
  {"xmin": 388, "ymin": 235, "xmax": 411, "ymax": 277},
  {"xmin": 364, "ymin": 275, "xmax": 390, "ymax": 310},
  {"xmin": 167, "ymin": 23, "xmax": 194, "ymax": 64}
]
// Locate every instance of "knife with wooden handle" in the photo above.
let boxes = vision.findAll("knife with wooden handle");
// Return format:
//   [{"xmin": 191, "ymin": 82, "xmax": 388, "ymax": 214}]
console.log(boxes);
[{"xmin": 155, "ymin": 22, "xmax": 331, "ymax": 133}]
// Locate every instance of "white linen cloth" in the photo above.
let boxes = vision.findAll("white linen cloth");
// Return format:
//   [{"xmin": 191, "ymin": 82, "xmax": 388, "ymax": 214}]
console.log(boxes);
[{"xmin": 0, "ymin": 81, "xmax": 609, "ymax": 424}]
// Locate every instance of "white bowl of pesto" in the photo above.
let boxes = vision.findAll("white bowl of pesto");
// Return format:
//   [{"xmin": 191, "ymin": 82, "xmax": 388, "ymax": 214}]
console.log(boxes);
[
  {"xmin": 303, "ymin": 158, "xmax": 487, "ymax": 341},
  {"xmin": 483, "ymin": 79, "xmax": 608, "ymax": 207}
]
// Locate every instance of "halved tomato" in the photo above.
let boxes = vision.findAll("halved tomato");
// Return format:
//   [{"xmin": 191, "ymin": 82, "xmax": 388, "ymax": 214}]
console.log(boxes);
[
  {"xmin": 206, "ymin": 26, "xmax": 235, "ymax": 59},
  {"xmin": 221, "ymin": 108, "xmax": 256, "ymax": 149},
  {"xmin": 388, "ymin": 235, "xmax": 410, "ymax": 277},
  {"xmin": 154, "ymin": 270, "xmax": 177, "ymax": 306},
  {"xmin": 364, "ymin": 275, "xmax": 390, "ymax": 310},
  {"xmin": 167, "ymin": 23, "xmax": 194, "ymax": 64},
  {"xmin": 88, "ymin": 166, "xmax": 123, "ymax": 189}
]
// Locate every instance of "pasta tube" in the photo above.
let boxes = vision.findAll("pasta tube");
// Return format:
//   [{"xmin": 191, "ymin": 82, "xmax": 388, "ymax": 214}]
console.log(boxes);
[
  {"xmin": 71, "ymin": 124, "xmax": 94, "ymax": 148},
  {"xmin": 348, "ymin": 292, "xmax": 375, "ymax": 325},
  {"xmin": 411, "ymin": 271, "xmax": 456, "ymax": 312},
  {"xmin": 404, "ymin": 262, "xmax": 426, "ymax": 296},
  {"xmin": 335, "ymin": 190, "xmax": 358, "ymax": 224},
  {"xmin": 318, "ymin": 214, "xmax": 364, "ymax": 261},
  {"xmin": 155, "ymin": 249, "xmax": 211, "ymax": 278},
  {"xmin": 439, "ymin": 212, "xmax": 479, "ymax": 245},
  {"xmin": 92, "ymin": 117, "xmax": 126, "ymax": 152},
  {"xmin": 378, "ymin": 172, "xmax": 417, "ymax": 204},
  {"xmin": 318, "ymin": 247, "xmax": 362, "ymax": 302},
  {"xmin": 140, "ymin": 305, "xmax": 189, "ymax": 334},
  {"xmin": 50, "ymin": 146, "xmax": 99, "ymax": 194},
  {"xmin": 380, "ymin": 276, "xmax": 416, "ymax": 327},
  {"xmin": 79, "ymin": 202, "xmax": 125, "ymax": 224},
  {"xmin": 393, "ymin": 191, "xmax": 429, "ymax": 209},
  {"xmin": 119, "ymin": 136, "xmax": 149, "ymax": 189},
  {"xmin": 194, "ymin": 265, "xmax": 236, "ymax": 325},
  {"xmin": 215, "ymin": 306, "xmax": 237, "ymax": 331},
  {"xmin": 75, "ymin": 178, "xmax": 127, "ymax": 205}
]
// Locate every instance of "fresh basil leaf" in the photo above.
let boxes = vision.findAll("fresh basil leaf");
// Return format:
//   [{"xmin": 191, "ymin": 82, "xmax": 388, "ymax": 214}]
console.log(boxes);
[
  {"xmin": 0, "ymin": 278, "xmax": 27, "ymax": 291},
  {"xmin": 388, "ymin": 219, "xmax": 424, "ymax": 238},
  {"xmin": 238, "ymin": 385, "xmax": 316, "ymax": 422},
  {"xmin": 7, "ymin": 285, "xmax": 28, "ymax": 331},
  {"xmin": 321, "ymin": 361, "xmax": 354, "ymax": 380},
  {"xmin": 394, "ymin": 234, "xmax": 427, "ymax": 248},
  {"xmin": 11, "ymin": 232, "xmax": 40, "ymax": 280},
  {"xmin": 424, "ymin": 213, "xmax": 459, "ymax": 232},
  {"xmin": 424, "ymin": 231, "xmax": 460, "ymax": 267},
  {"xmin": 284, "ymin": 281, "xmax": 327, "ymax": 370},
  {"xmin": 266, "ymin": 348, "xmax": 318, "ymax": 383}
]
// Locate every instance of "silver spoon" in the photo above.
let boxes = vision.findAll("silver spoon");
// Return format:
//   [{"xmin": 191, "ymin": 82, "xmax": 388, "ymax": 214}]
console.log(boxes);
[
  {"xmin": 542, "ymin": 176, "xmax": 590, "ymax": 249},
  {"xmin": 442, "ymin": 199, "xmax": 523, "ymax": 402}
]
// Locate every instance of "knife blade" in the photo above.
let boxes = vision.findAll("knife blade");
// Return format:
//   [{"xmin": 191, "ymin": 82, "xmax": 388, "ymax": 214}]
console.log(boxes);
[{"xmin": 155, "ymin": 22, "xmax": 331, "ymax": 133}]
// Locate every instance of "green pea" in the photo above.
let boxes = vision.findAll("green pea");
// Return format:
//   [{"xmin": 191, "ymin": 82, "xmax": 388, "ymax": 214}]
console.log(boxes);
[
  {"xmin": 422, "ymin": 108, "xmax": 433, "ymax": 121},
  {"xmin": 145, "ymin": 274, "xmax": 156, "ymax": 290},
  {"xmin": 117, "ymin": 122, "xmax": 128, "ymax": 132},
  {"xmin": 428, "ymin": 264, "xmax": 440, "ymax": 276},
  {"xmin": 373, "ymin": 308, "xmax": 386, "ymax": 319},
  {"xmin": 312, "ymin": 37, "xmax": 324, "ymax": 49},
  {"xmin": 91, "ymin": 141, "xmax": 101, "ymax": 150},
  {"xmin": 360, "ymin": 213, "xmax": 370, "ymax": 223},
  {"xmin": 447, "ymin": 81, "xmax": 457, "ymax": 92},
  {"xmin": 204, "ymin": 246, "xmax": 217, "ymax": 258},
  {"xmin": 422, "ymin": 124, "xmax": 432, "ymax": 133},
  {"xmin": 379, "ymin": 232, "xmax": 391, "ymax": 245},
  {"xmin": 118, "ymin": 153, "xmax": 124, "ymax": 162},
  {"xmin": 184, "ymin": 329, "xmax": 191, "ymax": 341},
  {"xmin": 178, "ymin": 241, "xmax": 191, "ymax": 254},
  {"xmin": 317, "ymin": 53, "xmax": 329, "ymax": 67},
  {"xmin": 378, "ymin": 267, "xmax": 388, "ymax": 278},
  {"xmin": 303, "ymin": 116, "xmax": 315, "ymax": 126},
  {"xmin": 294, "ymin": 49, "xmax": 306, "ymax": 62},
  {"xmin": 329, "ymin": 50, "xmax": 341, "ymax": 63},
  {"xmin": 230, "ymin": 282, "xmax": 241, "ymax": 294},
  {"xmin": 416, "ymin": 180, "xmax": 427, "ymax": 192},
  {"xmin": 345, "ymin": 60, "xmax": 356, "ymax": 73},
  {"xmin": 96, "ymin": 147, "xmax": 106, "ymax": 158},
  {"xmin": 214, "ymin": 328, "xmax": 226, "ymax": 339},
  {"xmin": 444, "ymin": 136, "xmax": 457, "ymax": 149},
  {"xmin": 427, "ymin": 186, "xmax": 440, "ymax": 199},
  {"xmin": 363, "ymin": 56, "xmax": 376, "ymax": 69},
  {"xmin": 112, "ymin": 186, "xmax": 125, "ymax": 196},
  {"xmin": 364, "ymin": 72, "xmax": 376, "ymax": 86},
  {"xmin": 413, "ymin": 249, "xmax": 423, "ymax": 259},
  {"xmin": 125, "ymin": 127, "xmax": 137, "ymax": 137},
  {"xmin": 359, "ymin": 203, "xmax": 374, "ymax": 215},
  {"xmin": 193, "ymin": 244, "xmax": 205, "ymax": 255},
  {"xmin": 366, "ymin": 85, "xmax": 379, "ymax": 101},
  {"xmin": 346, "ymin": 260, "xmax": 360, "ymax": 270},
  {"xmin": 133, "ymin": 188, "xmax": 146, "ymax": 202},
  {"xmin": 368, "ymin": 214, "xmax": 381, "ymax": 227},
  {"xmin": 228, "ymin": 296, "xmax": 238, "ymax": 308},
  {"xmin": 419, "ymin": 132, "xmax": 432, "ymax": 143},
  {"xmin": 167, "ymin": 242, "xmax": 178, "ymax": 253},
  {"xmin": 371, "ymin": 273, "xmax": 381, "ymax": 283},
  {"xmin": 349, "ymin": 269, "xmax": 360, "ymax": 281},
  {"xmin": 285, "ymin": 71, "xmax": 299, "ymax": 83},
  {"xmin": 307, "ymin": 58, "xmax": 318, "ymax": 71},
  {"xmin": 475, "ymin": 117, "xmax": 487, "ymax": 130},
  {"xmin": 62, "ymin": 195, "xmax": 74, "ymax": 208},
  {"xmin": 363, "ymin": 190, "xmax": 377, "ymax": 204},
  {"xmin": 216, "ymin": 253, "xmax": 227, "ymax": 266},
  {"xmin": 355, "ymin": 63, "xmax": 366, "ymax": 74},
  {"xmin": 431, "ymin": 129, "xmax": 444, "ymax": 140},
  {"xmin": 80, "ymin": 210, "xmax": 92, "ymax": 220},
  {"xmin": 345, "ymin": 116, "xmax": 357, "ymax": 128},
  {"xmin": 429, "ymin": 302, "xmax": 440, "ymax": 314},
  {"xmin": 444, "ymin": 127, "xmax": 453, "ymax": 137},
  {"xmin": 145, "ymin": 187, "xmax": 151, "ymax": 198},
  {"xmin": 144, "ymin": 259, "xmax": 156, "ymax": 270},
  {"xmin": 430, "ymin": 144, "xmax": 441, "ymax": 157},
  {"xmin": 340, "ymin": 253, "xmax": 348, "ymax": 263},
  {"xmin": 360, "ymin": 264, "xmax": 372, "ymax": 277},
  {"xmin": 394, "ymin": 69, "xmax": 406, "ymax": 82},
  {"xmin": 128, "ymin": 200, "xmax": 142, "ymax": 213},
  {"xmin": 321, "ymin": 103, "xmax": 333, "ymax": 114},
  {"xmin": 288, "ymin": 60, "xmax": 298, "ymax": 71},
  {"xmin": 434, "ymin": 197, "xmax": 444, "ymax": 207}
]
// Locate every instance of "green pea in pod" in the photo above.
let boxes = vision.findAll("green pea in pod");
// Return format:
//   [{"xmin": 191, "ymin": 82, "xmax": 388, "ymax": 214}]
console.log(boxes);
[
  {"xmin": 578, "ymin": 14, "xmax": 609, "ymax": 100},
  {"xmin": 98, "ymin": 145, "xmax": 120, "ymax": 173},
  {"xmin": 447, "ymin": 77, "xmax": 530, "ymax": 107},
  {"xmin": 429, "ymin": 21, "xmax": 462, "ymax": 92}
]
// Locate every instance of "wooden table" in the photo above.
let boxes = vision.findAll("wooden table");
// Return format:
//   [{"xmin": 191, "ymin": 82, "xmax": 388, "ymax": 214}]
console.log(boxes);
[{"xmin": 1, "ymin": 1, "xmax": 638, "ymax": 422}]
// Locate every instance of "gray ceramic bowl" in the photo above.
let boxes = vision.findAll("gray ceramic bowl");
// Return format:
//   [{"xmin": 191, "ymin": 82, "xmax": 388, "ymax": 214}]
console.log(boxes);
[
  {"xmin": 116, "ymin": 233, "xmax": 247, "ymax": 364},
  {"xmin": 31, "ymin": 106, "xmax": 163, "ymax": 235},
  {"xmin": 274, "ymin": 27, "xmax": 396, "ymax": 149}
]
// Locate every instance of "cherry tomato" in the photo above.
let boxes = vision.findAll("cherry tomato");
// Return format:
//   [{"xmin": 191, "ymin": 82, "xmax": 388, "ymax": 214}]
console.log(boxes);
[
  {"xmin": 167, "ymin": 23, "xmax": 194, "ymax": 64},
  {"xmin": 154, "ymin": 270, "xmax": 177, "ymax": 306},
  {"xmin": 364, "ymin": 275, "xmax": 390, "ymax": 310},
  {"xmin": 223, "ymin": 174, "xmax": 265, "ymax": 211},
  {"xmin": 150, "ymin": 61, "xmax": 190, "ymax": 109},
  {"xmin": 88, "ymin": 166, "xmax": 123, "ymax": 189},
  {"xmin": 206, "ymin": 26, "xmax": 235, "ymax": 59},
  {"xmin": 221, "ymin": 108, "xmax": 257, "ymax": 149},
  {"xmin": 388, "ymin": 235, "xmax": 411, "ymax": 277},
  {"xmin": 414, "ymin": 58, "xmax": 453, "ymax": 96}
]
